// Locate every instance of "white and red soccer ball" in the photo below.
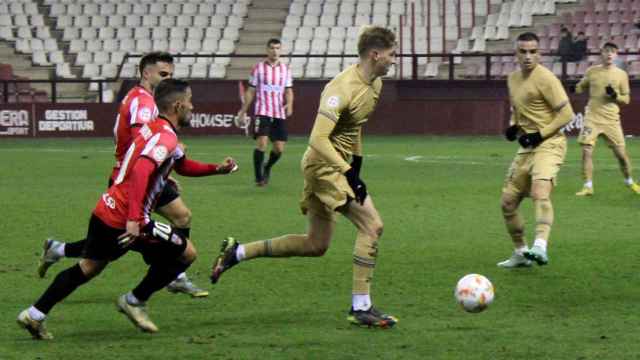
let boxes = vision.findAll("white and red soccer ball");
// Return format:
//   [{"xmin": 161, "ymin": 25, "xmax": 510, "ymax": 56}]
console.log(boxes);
[{"xmin": 455, "ymin": 274, "xmax": 495, "ymax": 313}]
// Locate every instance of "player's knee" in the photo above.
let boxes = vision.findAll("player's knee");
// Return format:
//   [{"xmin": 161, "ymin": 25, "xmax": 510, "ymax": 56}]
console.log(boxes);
[
  {"xmin": 172, "ymin": 208, "xmax": 192, "ymax": 228},
  {"xmin": 530, "ymin": 190, "xmax": 550, "ymax": 202},
  {"xmin": 360, "ymin": 220, "xmax": 383, "ymax": 240},
  {"xmin": 309, "ymin": 244, "xmax": 329, "ymax": 257},
  {"xmin": 501, "ymin": 196, "xmax": 518, "ymax": 214},
  {"xmin": 79, "ymin": 259, "xmax": 106, "ymax": 278},
  {"xmin": 305, "ymin": 235, "xmax": 328, "ymax": 256}
]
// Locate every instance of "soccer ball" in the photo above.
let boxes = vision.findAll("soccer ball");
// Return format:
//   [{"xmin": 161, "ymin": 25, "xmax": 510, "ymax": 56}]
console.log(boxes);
[{"xmin": 454, "ymin": 274, "xmax": 494, "ymax": 313}]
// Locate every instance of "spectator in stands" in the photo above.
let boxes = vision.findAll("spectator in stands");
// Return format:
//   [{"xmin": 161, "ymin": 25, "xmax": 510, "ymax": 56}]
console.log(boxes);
[
  {"xmin": 569, "ymin": 32, "xmax": 587, "ymax": 62},
  {"xmin": 557, "ymin": 27, "xmax": 573, "ymax": 62}
]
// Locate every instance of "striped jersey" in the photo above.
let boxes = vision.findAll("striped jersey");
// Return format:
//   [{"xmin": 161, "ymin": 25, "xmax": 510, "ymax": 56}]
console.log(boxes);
[
  {"xmin": 248, "ymin": 60, "xmax": 293, "ymax": 119},
  {"xmin": 112, "ymin": 85, "xmax": 159, "ymax": 178},
  {"xmin": 94, "ymin": 117, "xmax": 184, "ymax": 229}
]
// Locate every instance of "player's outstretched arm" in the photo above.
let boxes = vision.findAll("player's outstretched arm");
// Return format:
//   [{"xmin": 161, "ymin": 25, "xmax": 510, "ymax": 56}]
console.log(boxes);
[{"xmin": 174, "ymin": 157, "xmax": 238, "ymax": 177}]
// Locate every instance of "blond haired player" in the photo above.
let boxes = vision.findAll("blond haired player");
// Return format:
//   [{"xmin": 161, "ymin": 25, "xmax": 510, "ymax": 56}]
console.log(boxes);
[
  {"xmin": 210, "ymin": 26, "xmax": 398, "ymax": 328},
  {"xmin": 498, "ymin": 32, "xmax": 574, "ymax": 268},
  {"xmin": 574, "ymin": 42, "xmax": 639, "ymax": 196}
]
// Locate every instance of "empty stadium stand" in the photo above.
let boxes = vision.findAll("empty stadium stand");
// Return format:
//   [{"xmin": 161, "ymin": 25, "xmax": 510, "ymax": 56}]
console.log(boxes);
[{"xmin": 2, "ymin": 0, "xmax": 640, "ymax": 103}]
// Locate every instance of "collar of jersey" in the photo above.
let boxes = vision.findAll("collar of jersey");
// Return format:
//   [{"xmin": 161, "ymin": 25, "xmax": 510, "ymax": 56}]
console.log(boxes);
[
  {"xmin": 263, "ymin": 59, "xmax": 281, "ymax": 67},
  {"xmin": 135, "ymin": 84, "xmax": 153, "ymax": 97},
  {"xmin": 354, "ymin": 64, "xmax": 372, "ymax": 85},
  {"xmin": 157, "ymin": 115, "xmax": 178, "ymax": 133}
]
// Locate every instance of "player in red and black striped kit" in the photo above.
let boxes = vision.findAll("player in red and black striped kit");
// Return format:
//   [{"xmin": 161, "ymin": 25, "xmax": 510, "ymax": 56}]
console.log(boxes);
[
  {"xmin": 38, "ymin": 52, "xmax": 209, "ymax": 297},
  {"xmin": 18, "ymin": 79, "xmax": 238, "ymax": 339}
]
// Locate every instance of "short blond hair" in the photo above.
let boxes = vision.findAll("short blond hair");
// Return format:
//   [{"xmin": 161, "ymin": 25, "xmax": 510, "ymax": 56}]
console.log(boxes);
[{"xmin": 357, "ymin": 26, "xmax": 396, "ymax": 57}]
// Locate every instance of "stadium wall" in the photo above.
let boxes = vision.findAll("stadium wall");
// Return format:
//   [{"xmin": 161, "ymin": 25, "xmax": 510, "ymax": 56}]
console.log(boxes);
[{"xmin": 2, "ymin": 80, "xmax": 639, "ymax": 137}]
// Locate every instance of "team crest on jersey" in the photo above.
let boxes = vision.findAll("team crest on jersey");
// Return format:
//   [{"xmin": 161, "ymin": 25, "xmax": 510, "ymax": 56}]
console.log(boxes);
[
  {"xmin": 139, "ymin": 107, "xmax": 153, "ymax": 122},
  {"xmin": 326, "ymin": 96, "xmax": 340, "ymax": 108},
  {"xmin": 152, "ymin": 145, "xmax": 168, "ymax": 162}
]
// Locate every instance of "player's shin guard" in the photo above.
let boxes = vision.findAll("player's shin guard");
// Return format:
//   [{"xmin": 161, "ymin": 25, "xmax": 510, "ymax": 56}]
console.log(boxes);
[
  {"xmin": 533, "ymin": 198, "xmax": 553, "ymax": 241},
  {"xmin": 133, "ymin": 261, "xmax": 190, "ymax": 302},
  {"xmin": 64, "ymin": 239, "xmax": 87, "ymax": 258},
  {"xmin": 502, "ymin": 208, "xmax": 525, "ymax": 244},
  {"xmin": 33, "ymin": 264, "xmax": 90, "ymax": 314},
  {"xmin": 243, "ymin": 234, "xmax": 310, "ymax": 259},
  {"xmin": 353, "ymin": 232, "xmax": 378, "ymax": 295}
]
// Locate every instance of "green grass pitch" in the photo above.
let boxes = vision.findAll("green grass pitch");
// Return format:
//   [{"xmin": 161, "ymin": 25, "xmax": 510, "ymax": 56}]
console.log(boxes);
[{"xmin": 1, "ymin": 136, "xmax": 639, "ymax": 359}]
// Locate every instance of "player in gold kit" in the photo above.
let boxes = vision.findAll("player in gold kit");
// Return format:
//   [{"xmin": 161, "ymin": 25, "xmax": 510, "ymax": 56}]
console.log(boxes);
[
  {"xmin": 210, "ymin": 26, "xmax": 398, "ymax": 328},
  {"xmin": 574, "ymin": 42, "xmax": 640, "ymax": 196},
  {"xmin": 498, "ymin": 32, "xmax": 574, "ymax": 268}
]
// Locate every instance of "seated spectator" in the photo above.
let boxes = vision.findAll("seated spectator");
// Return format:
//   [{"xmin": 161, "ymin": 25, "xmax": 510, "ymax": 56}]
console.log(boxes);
[
  {"xmin": 557, "ymin": 27, "xmax": 573, "ymax": 61},
  {"xmin": 569, "ymin": 32, "xmax": 587, "ymax": 62}
]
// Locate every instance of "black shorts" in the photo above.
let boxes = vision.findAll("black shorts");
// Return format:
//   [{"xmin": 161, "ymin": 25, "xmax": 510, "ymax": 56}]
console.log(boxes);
[
  {"xmin": 82, "ymin": 214, "xmax": 187, "ymax": 265},
  {"xmin": 253, "ymin": 116, "xmax": 288, "ymax": 142},
  {"xmin": 107, "ymin": 177, "xmax": 180, "ymax": 209},
  {"xmin": 155, "ymin": 179, "xmax": 180, "ymax": 209}
]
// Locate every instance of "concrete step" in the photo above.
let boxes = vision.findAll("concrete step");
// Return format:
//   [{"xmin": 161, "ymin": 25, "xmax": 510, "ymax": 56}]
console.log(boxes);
[
  {"xmin": 250, "ymin": 0, "xmax": 290, "ymax": 10},
  {"xmin": 246, "ymin": 9, "xmax": 288, "ymax": 22},
  {"xmin": 243, "ymin": 22, "xmax": 283, "ymax": 33},
  {"xmin": 235, "ymin": 44, "xmax": 271, "ymax": 54},
  {"xmin": 228, "ymin": 57, "xmax": 262, "ymax": 68},
  {"xmin": 225, "ymin": 68, "xmax": 251, "ymax": 80}
]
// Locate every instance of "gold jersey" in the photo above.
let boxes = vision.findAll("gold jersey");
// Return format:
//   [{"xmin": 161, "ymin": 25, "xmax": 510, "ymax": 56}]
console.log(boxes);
[
  {"xmin": 508, "ymin": 64, "xmax": 574, "ymax": 153},
  {"xmin": 303, "ymin": 64, "xmax": 382, "ymax": 172},
  {"xmin": 576, "ymin": 64, "xmax": 630, "ymax": 123}
]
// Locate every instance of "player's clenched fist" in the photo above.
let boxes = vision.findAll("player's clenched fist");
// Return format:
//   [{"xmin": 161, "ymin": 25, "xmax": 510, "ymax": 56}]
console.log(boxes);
[{"xmin": 218, "ymin": 157, "xmax": 239, "ymax": 174}]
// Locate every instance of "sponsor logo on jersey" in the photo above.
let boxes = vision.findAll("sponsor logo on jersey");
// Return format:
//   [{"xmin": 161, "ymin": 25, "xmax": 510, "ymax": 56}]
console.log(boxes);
[
  {"xmin": 152, "ymin": 145, "xmax": 168, "ymax": 163},
  {"xmin": 102, "ymin": 193, "xmax": 116, "ymax": 209},
  {"xmin": 138, "ymin": 107, "xmax": 153, "ymax": 122},
  {"xmin": 327, "ymin": 96, "xmax": 340, "ymax": 108}
]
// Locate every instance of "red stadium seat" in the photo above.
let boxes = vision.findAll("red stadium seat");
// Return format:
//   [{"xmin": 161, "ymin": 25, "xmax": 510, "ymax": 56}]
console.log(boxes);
[{"xmin": 0, "ymin": 63, "xmax": 13, "ymax": 80}]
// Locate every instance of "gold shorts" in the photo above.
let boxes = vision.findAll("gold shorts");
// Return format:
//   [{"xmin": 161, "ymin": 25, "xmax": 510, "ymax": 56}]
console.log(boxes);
[
  {"xmin": 502, "ymin": 141, "xmax": 566, "ymax": 196},
  {"xmin": 299, "ymin": 162, "xmax": 354, "ymax": 221},
  {"xmin": 578, "ymin": 120, "xmax": 625, "ymax": 148}
]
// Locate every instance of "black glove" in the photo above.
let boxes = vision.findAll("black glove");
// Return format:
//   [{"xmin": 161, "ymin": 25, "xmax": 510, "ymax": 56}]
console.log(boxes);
[
  {"xmin": 344, "ymin": 166, "xmax": 367, "ymax": 205},
  {"xmin": 605, "ymin": 84, "xmax": 617, "ymax": 100},
  {"xmin": 518, "ymin": 132, "xmax": 544, "ymax": 148},
  {"xmin": 351, "ymin": 155, "xmax": 363, "ymax": 176},
  {"xmin": 504, "ymin": 125, "xmax": 519, "ymax": 141}
]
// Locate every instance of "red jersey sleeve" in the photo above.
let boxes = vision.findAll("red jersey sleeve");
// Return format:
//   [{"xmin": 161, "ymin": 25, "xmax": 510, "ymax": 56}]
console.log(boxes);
[
  {"xmin": 127, "ymin": 156, "xmax": 156, "ymax": 222},
  {"xmin": 139, "ymin": 131, "xmax": 178, "ymax": 167},
  {"xmin": 129, "ymin": 94, "xmax": 157, "ymax": 127},
  {"xmin": 175, "ymin": 158, "xmax": 222, "ymax": 176}
]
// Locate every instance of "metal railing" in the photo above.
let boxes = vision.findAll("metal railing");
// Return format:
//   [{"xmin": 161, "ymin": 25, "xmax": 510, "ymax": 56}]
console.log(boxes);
[{"xmin": 2, "ymin": 51, "xmax": 638, "ymax": 104}]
